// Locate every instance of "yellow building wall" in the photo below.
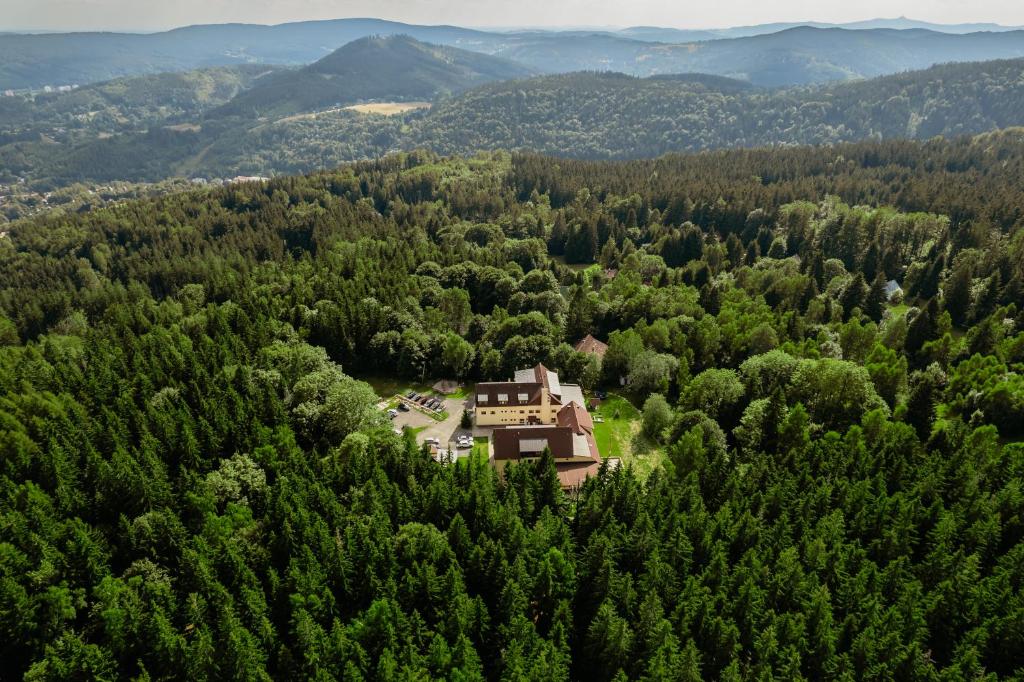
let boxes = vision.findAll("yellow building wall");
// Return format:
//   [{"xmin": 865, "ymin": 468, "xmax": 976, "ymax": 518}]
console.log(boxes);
[{"xmin": 475, "ymin": 405, "xmax": 559, "ymax": 426}]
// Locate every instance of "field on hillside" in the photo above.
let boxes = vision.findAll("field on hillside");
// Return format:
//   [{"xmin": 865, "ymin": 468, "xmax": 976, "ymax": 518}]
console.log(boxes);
[{"xmin": 344, "ymin": 101, "xmax": 432, "ymax": 115}]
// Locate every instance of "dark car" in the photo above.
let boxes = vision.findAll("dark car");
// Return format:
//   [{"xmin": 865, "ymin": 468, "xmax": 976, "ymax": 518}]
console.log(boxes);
[{"xmin": 397, "ymin": 403, "xmax": 410, "ymax": 412}]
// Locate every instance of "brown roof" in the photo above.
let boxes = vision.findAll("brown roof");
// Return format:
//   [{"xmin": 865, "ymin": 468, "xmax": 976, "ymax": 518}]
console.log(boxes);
[
  {"xmin": 492, "ymin": 426, "xmax": 576, "ymax": 461},
  {"xmin": 558, "ymin": 401, "xmax": 594, "ymax": 434},
  {"xmin": 475, "ymin": 381, "xmax": 543, "ymax": 407},
  {"xmin": 492, "ymin": 427, "xmax": 601, "ymax": 489},
  {"xmin": 492, "ymin": 421, "xmax": 602, "ymax": 489},
  {"xmin": 534, "ymin": 363, "xmax": 551, "ymax": 389},
  {"xmin": 556, "ymin": 460, "xmax": 601, "ymax": 490},
  {"xmin": 574, "ymin": 335, "xmax": 609, "ymax": 358}
]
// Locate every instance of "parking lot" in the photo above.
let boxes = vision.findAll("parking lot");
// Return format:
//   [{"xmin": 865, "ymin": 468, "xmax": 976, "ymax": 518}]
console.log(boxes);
[{"xmin": 387, "ymin": 393, "xmax": 475, "ymax": 457}]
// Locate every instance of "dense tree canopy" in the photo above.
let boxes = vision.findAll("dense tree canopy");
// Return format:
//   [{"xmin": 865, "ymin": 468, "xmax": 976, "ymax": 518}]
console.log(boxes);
[{"xmin": 0, "ymin": 145, "xmax": 1022, "ymax": 679}]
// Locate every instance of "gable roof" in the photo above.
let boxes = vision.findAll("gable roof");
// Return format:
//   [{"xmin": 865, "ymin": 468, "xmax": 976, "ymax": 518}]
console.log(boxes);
[
  {"xmin": 475, "ymin": 381, "xmax": 544, "ymax": 407},
  {"xmin": 574, "ymin": 334, "xmax": 609, "ymax": 358},
  {"xmin": 513, "ymin": 363, "xmax": 562, "ymax": 398},
  {"xmin": 557, "ymin": 401, "xmax": 594, "ymax": 434}
]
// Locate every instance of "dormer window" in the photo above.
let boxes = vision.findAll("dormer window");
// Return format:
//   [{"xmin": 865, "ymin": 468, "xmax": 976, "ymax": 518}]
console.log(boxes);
[
  {"xmin": 497, "ymin": 393, "xmax": 508, "ymax": 403},
  {"xmin": 477, "ymin": 394, "xmax": 488, "ymax": 403},
  {"xmin": 518, "ymin": 393, "xmax": 529, "ymax": 402}
]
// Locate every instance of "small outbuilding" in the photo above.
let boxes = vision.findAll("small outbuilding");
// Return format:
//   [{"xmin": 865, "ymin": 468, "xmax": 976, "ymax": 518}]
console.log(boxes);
[
  {"xmin": 574, "ymin": 334, "xmax": 609, "ymax": 358},
  {"xmin": 432, "ymin": 379, "xmax": 462, "ymax": 395},
  {"xmin": 884, "ymin": 280, "xmax": 903, "ymax": 301}
]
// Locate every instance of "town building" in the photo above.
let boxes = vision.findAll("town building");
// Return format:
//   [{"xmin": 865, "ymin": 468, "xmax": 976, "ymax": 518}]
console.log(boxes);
[
  {"xmin": 478, "ymin": 364, "xmax": 601, "ymax": 489},
  {"xmin": 475, "ymin": 363, "xmax": 585, "ymax": 426}
]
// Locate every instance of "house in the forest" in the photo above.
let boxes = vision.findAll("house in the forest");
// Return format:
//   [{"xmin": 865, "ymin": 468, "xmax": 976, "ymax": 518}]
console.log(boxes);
[
  {"xmin": 490, "ymin": 401, "xmax": 601, "ymax": 489},
  {"xmin": 474, "ymin": 363, "xmax": 586, "ymax": 426},
  {"xmin": 477, "ymin": 364, "xmax": 601, "ymax": 489},
  {"xmin": 574, "ymin": 334, "xmax": 609, "ymax": 358}
]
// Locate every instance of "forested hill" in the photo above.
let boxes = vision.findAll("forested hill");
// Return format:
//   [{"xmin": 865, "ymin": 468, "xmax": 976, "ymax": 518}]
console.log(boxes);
[
  {"xmin": 415, "ymin": 59, "xmax": 1024, "ymax": 157},
  {"xmin": 6, "ymin": 57, "xmax": 1024, "ymax": 197},
  {"xmin": 214, "ymin": 35, "xmax": 533, "ymax": 119},
  {"xmin": 1, "ymin": 139, "xmax": 1023, "ymax": 678},
  {"xmin": 7, "ymin": 20, "xmax": 1024, "ymax": 90},
  {"xmin": 0, "ymin": 65, "xmax": 281, "ymax": 141}
]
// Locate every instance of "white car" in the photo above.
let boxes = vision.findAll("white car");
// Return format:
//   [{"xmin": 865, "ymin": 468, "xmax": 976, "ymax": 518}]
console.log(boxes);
[
  {"xmin": 424, "ymin": 436, "xmax": 440, "ymax": 446},
  {"xmin": 455, "ymin": 439, "xmax": 473, "ymax": 449}
]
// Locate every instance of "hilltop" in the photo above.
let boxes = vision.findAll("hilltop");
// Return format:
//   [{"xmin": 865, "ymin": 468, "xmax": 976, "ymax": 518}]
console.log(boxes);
[{"xmin": 214, "ymin": 35, "xmax": 534, "ymax": 119}]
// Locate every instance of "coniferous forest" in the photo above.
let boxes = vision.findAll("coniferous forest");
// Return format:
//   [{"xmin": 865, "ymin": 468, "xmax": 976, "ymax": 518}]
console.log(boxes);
[{"xmin": 2, "ymin": 138, "xmax": 1024, "ymax": 680}]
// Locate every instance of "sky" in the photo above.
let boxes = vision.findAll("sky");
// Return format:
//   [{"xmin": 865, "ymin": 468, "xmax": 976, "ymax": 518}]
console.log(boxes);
[{"xmin": 2, "ymin": 0, "xmax": 1023, "ymax": 33}]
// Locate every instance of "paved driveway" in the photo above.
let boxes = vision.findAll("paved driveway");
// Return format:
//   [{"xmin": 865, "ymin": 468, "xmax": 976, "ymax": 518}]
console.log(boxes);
[{"xmin": 391, "ymin": 394, "xmax": 475, "ymax": 457}]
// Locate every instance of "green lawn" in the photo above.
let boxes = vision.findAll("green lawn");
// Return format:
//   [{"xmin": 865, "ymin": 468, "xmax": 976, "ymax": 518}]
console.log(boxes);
[
  {"xmin": 457, "ymin": 437, "xmax": 491, "ymax": 469},
  {"xmin": 591, "ymin": 392, "xmax": 665, "ymax": 479}
]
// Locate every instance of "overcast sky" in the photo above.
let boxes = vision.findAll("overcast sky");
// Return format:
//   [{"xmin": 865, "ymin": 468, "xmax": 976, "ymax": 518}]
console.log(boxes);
[{"xmin": 3, "ymin": 0, "xmax": 1023, "ymax": 32}]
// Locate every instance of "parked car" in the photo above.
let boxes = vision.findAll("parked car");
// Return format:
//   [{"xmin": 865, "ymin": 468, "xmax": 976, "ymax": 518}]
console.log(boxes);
[
  {"xmin": 387, "ymin": 409, "xmax": 398, "ymax": 418},
  {"xmin": 456, "ymin": 438, "xmax": 473, "ymax": 449},
  {"xmin": 424, "ymin": 437, "xmax": 440, "ymax": 446},
  {"xmin": 397, "ymin": 403, "xmax": 410, "ymax": 412},
  {"xmin": 406, "ymin": 391, "xmax": 415, "ymax": 399}
]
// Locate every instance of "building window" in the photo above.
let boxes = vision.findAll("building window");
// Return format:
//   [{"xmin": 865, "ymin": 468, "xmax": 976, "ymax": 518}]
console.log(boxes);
[
  {"xmin": 518, "ymin": 393, "xmax": 529, "ymax": 402},
  {"xmin": 497, "ymin": 393, "xmax": 508, "ymax": 402},
  {"xmin": 477, "ymin": 394, "xmax": 488, "ymax": 403}
]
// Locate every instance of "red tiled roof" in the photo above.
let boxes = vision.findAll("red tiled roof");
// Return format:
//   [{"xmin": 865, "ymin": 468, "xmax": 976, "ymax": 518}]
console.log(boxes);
[
  {"xmin": 574, "ymin": 335, "xmax": 609, "ymax": 358},
  {"xmin": 534, "ymin": 363, "xmax": 550, "ymax": 390},
  {"xmin": 557, "ymin": 401, "xmax": 594, "ymax": 434}
]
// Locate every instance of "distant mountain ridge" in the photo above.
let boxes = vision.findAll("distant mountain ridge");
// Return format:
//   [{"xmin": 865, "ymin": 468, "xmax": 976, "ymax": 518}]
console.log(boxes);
[
  {"xmin": 410, "ymin": 58, "xmax": 1024, "ymax": 156},
  {"xmin": 6, "ymin": 17, "xmax": 1024, "ymax": 90},
  {"xmin": 704, "ymin": 16, "xmax": 1024, "ymax": 38},
  {"xmin": 214, "ymin": 35, "xmax": 533, "ymax": 118},
  {"xmin": 6, "ymin": 55, "xmax": 1024, "ymax": 193}
]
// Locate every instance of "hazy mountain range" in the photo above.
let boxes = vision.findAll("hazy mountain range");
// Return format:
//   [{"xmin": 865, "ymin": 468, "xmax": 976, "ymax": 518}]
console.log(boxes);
[
  {"xmin": 5, "ymin": 16, "xmax": 1024, "ymax": 90},
  {"xmin": 4, "ymin": 35, "xmax": 1024, "ymax": 196}
]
